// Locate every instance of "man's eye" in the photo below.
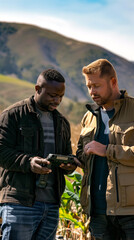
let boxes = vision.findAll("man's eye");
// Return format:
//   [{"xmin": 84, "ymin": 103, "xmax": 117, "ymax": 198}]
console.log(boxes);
[{"xmin": 49, "ymin": 94, "xmax": 56, "ymax": 98}]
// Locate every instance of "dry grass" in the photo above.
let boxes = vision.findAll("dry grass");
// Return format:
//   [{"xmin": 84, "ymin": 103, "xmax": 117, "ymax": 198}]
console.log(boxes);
[
  {"xmin": 71, "ymin": 124, "xmax": 81, "ymax": 155},
  {"xmin": 71, "ymin": 124, "xmax": 83, "ymax": 175}
]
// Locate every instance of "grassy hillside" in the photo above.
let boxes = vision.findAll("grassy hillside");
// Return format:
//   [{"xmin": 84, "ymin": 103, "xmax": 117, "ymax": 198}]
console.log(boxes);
[
  {"xmin": 0, "ymin": 74, "xmax": 87, "ymax": 125},
  {"xmin": 0, "ymin": 22, "xmax": 134, "ymax": 101},
  {"xmin": 0, "ymin": 74, "xmax": 34, "ymax": 110}
]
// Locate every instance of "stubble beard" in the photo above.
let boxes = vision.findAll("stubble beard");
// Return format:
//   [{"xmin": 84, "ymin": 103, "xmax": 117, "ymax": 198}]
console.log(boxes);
[{"xmin": 95, "ymin": 87, "xmax": 113, "ymax": 107}]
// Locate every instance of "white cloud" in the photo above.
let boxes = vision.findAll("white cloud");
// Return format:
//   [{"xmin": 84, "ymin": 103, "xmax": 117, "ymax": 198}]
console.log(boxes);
[
  {"xmin": 0, "ymin": 11, "xmax": 68, "ymax": 30},
  {"xmin": 0, "ymin": 6, "xmax": 134, "ymax": 61}
]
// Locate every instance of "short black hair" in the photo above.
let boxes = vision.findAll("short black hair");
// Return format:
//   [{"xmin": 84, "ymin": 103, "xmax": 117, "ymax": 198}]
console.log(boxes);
[{"xmin": 41, "ymin": 69, "xmax": 65, "ymax": 83}]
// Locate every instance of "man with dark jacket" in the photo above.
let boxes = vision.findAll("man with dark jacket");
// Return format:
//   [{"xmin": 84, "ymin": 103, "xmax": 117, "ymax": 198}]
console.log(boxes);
[
  {"xmin": 0, "ymin": 69, "xmax": 77, "ymax": 240},
  {"xmin": 77, "ymin": 59, "xmax": 134, "ymax": 239}
]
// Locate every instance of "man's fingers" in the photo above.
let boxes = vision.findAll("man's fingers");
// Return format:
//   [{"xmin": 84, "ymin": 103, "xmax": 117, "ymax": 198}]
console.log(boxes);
[
  {"xmin": 60, "ymin": 163, "xmax": 76, "ymax": 171},
  {"xmin": 74, "ymin": 157, "xmax": 82, "ymax": 167},
  {"xmin": 30, "ymin": 157, "xmax": 51, "ymax": 174}
]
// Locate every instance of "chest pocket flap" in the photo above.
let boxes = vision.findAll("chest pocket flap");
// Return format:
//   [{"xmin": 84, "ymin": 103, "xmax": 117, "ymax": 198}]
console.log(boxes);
[{"xmin": 115, "ymin": 124, "xmax": 134, "ymax": 146}]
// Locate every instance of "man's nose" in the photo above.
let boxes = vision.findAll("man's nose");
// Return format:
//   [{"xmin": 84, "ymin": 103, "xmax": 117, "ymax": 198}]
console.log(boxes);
[
  {"xmin": 89, "ymin": 87, "xmax": 95, "ymax": 96},
  {"xmin": 54, "ymin": 96, "xmax": 61, "ymax": 104}
]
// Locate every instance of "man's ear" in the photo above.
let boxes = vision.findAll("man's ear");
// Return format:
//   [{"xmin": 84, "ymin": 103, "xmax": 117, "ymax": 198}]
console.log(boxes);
[
  {"xmin": 111, "ymin": 77, "xmax": 117, "ymax": 87},
  {"xmin": 35, "ymin": 85, "xmax": 42, "ymax": 94}
]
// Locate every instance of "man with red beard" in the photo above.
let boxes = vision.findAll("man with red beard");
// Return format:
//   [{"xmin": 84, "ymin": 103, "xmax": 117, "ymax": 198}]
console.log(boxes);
[{"xmin": 77, "ymin": 59, "xmax": 134, "ymax": 239}]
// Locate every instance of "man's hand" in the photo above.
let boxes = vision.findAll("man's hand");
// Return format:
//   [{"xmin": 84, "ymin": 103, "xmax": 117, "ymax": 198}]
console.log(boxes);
[
  {"xmin": 84, "ymin": 140, "xmax": 107, "ymax": 157},
  {"xmin": 60, "ymin": 157, "xmax": 81, "ymax": 170},
  {"xmin": 30, "ymin": 157, "xmax": 52, "ymax": 174}
]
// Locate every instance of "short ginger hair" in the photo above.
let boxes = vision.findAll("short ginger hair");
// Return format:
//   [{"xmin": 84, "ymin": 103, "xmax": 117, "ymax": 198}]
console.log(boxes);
[{"xmin": 82, "ymin": 59, "xmax": 117, "ymax": 79}]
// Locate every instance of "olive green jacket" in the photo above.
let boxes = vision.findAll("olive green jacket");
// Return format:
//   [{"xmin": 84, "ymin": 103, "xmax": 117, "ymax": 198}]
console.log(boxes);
[{"xmin": 77, "ymin": 91, "xmax": 134, "ymax": 216}]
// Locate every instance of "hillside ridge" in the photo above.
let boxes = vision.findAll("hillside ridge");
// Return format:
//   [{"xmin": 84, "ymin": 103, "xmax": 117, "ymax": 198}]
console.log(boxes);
[{"xmin": 0, "ymin": 21, "xmax": 134, "ymax": 100}]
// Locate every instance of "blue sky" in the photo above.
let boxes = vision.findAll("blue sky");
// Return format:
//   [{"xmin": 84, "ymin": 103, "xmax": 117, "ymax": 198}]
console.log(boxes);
[{"xmin": 0, "ymin": 0, "xmax": 134, "ymax": 61}]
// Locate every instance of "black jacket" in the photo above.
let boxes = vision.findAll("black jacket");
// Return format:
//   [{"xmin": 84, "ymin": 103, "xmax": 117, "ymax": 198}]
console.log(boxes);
[{"xmin": 0, "ymin": 96, "xmax": 72, "ymax": 206}]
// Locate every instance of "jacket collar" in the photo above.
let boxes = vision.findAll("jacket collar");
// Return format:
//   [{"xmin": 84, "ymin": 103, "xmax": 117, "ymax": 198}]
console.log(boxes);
[
  {"xmin": 85, "ymin": 90, "xmax": 127, "ymax": 116},
  {"xmin": 27, "ymin": 96, "xmax": 37, "ymax": 113},
  {"xmin": 113, "ymin": 90, "xmax": 127, "ymax": 113},
  {"xmin": 86, "ymin": 102, "xmax": 100, "ymax": 116}
]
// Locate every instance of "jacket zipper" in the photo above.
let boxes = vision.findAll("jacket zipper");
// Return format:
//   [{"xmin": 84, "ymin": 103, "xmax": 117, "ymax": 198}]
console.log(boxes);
[
  {"xmin": 115, "ymin": 166, "xmax": 119, "ymax": 202},
  {"xmin": 89, "ymin": 110, "xmax": 100, "ymax": 215}
]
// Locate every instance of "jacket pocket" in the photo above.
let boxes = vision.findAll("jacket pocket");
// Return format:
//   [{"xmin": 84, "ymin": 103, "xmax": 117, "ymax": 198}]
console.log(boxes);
[
  {"xmin": 115, "ymin": 124, "xmax": 134, "ymax": 146},
  {"xmin": 122, "ymin": 126, "xmax": 134, "ymax": 146},
  {"xmin": 118, "ymin": 172, "xmax": 134, "ymax": 207}
]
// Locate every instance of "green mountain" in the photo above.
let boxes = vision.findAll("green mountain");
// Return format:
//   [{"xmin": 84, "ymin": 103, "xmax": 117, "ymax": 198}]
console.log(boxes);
[
  {"xmin": 0, "ymin": 21, "xmax": 134, "ymax": 101},
  {"xmin": 0, "ymin": 74, "xmax": 87, "ymax": 124}
]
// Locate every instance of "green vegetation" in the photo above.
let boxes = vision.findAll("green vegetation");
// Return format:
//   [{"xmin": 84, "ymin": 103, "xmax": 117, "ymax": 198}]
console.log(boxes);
[
  {"xmin": 58, "ymin": 171, "xmax": 90, "ymax": 239},
  {"xmin": 0, "ymin": 74, "xmax": 34, "ymax": 111},
  {"xmin": 0, "ymin": 74, "xmax": 34, "ymax": 87}
]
